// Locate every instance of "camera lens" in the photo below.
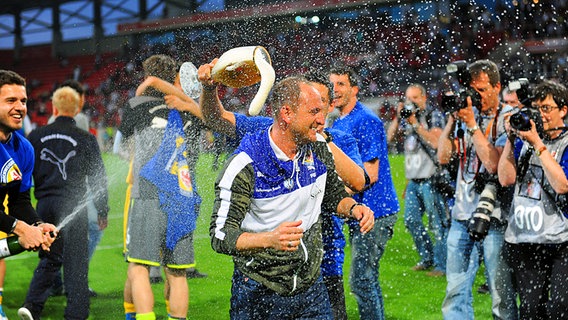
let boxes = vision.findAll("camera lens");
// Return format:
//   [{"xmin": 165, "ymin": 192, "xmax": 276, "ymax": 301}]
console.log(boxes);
[
  {"xmin": 510, "ymin": 112, "xmax": 531, "ymax": 131},
  {"xmin": 400, "ymin": 108, "xmax": 413, "ymax": 119}
]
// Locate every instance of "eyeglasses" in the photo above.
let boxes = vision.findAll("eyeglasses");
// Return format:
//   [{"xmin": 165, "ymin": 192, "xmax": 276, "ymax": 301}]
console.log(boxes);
[{"xmin": 531, "ymin": 104, "xmax": 559, "ymax": 113}]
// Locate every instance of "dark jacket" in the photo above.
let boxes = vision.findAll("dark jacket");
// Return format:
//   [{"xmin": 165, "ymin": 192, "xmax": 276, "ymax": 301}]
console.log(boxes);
[{"xmin": 27, "ymin": 116, "xmax": 109, "ymax": 218}]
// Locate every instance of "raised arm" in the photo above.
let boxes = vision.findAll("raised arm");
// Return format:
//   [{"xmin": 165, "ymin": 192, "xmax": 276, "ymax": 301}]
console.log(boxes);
[
  {"xmin": 327, "ymin": 141, "xmax": 366, "ymax": 192},
  {"xmin": 198, "ymin": 59, "xmax": 238, "ymax": 137},
  {"xmin": 438, "ymin": 114, "xmax": 458, "ymax": 165},
  {"xmin": 136, "ymin": 75, "xmax": 203, "ymax": 119}
]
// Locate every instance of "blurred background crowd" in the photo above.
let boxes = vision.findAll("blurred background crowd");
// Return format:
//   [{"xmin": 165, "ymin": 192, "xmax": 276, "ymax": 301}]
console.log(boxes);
[{"xmin": 0, "ymin": 0, "xmax": 567, "ymax": 153}]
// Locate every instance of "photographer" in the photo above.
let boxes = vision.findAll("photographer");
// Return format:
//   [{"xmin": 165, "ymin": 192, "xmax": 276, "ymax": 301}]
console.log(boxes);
[
  {"xmin": 498, "ymin": 80, "xmax": 568, "ymax": 319},
  {"xmin": 387, "ymin": 84, "xmax": 448, "ymax": 277},
  {"xmin": 502, "ymin": 87, "xmax": 521, "ymax": 108},
  {"xmin": 438, "ymin": 60, "xmax": 518, "ymax": 319}
]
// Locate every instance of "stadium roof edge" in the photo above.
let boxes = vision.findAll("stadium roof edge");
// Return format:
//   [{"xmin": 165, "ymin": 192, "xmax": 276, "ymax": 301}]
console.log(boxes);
[
  {"xmin": 117, "ymin": 0, "xmax": 401, "ymax": 34},
  {"xmin": 0, "ymin": 0, "xmax": 78, "ymax": 15}
]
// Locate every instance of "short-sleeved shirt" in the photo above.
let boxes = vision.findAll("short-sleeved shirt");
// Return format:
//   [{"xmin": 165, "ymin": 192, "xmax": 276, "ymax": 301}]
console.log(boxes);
[
  {"xmin": 234, "ymin": 113, "xmax": 364, "ymax": 167},
  {"xmin": 331, "ymin": 101, "xmax": 400, "ymax": 218}
]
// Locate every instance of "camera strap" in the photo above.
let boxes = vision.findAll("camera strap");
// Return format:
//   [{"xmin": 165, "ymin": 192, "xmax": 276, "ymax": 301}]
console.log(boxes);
[
  {"xmin": 516, "ymin": 145, "xmax": 533, "ymax": 183},
  {"xmin": 458, "ymin": 103, "xmax": 503, "ymax": 184},
  {"xmin": 518, "ymin": 148, "xmax": 568, "ymax": 217}
]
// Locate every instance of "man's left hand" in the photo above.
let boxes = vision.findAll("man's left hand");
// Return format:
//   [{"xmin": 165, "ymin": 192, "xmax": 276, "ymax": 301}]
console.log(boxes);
[{"xmin": 351, "ymin": 205, "xmax": 374, "ymax": 234}]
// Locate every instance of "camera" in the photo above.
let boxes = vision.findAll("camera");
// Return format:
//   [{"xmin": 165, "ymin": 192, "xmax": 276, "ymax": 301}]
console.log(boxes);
[
  {"xmin": 441, "ymin": 61, "xmax": 482, "ymax": 113},
  {"xmin": 399, "ymin": 101, "xmax": 417, "ymax": 119},
  {"xmin": 468, "ymin": 179, "xmax": 498, "ymax": 241},
  {"xmin": 507, "ymin": 78, "xmax": 532, "ymax": 106},
  {"xmin": 510, "ymin": 107, "xmax": 544, "ymax": 135},
  {"xmin": 468, "ymin": 172, "xmax": 500, "ymax": 241}
]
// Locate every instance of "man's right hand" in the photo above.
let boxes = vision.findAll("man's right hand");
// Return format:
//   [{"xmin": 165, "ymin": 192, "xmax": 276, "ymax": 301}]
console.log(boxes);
[
  {"xmin": 197, "ymin": 58, "xmax": 219, "ymax": 87},
  {"xmin": 13, "ymin": 220, "xmax": 49, "ymax": 251},
  {"xmin": 270, "ymin": 220, "xmax": 304, "ymax": 251}
]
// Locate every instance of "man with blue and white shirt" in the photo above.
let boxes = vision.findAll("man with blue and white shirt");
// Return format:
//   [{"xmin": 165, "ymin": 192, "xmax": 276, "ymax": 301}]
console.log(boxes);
[
  {"xmin": 197, "ymin": 61, "xmax": 366, "ymax": 319},
  {"xmin": 209, "ymin": 76, "xmax": 374, "ymax": 319}
]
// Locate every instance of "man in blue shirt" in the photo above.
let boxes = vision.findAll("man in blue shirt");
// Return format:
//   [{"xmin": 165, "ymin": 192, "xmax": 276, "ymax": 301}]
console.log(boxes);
[
  {"xmin": 0, "ymin": 70, "xmax": 57, "ymax": 320},
  {"xmin": 197, "ymin": 62, "xmax": 365, "ymax": 320},
  {"xmin": 329, "ymin": 65, "xmax": 399, "ymax": 320}
]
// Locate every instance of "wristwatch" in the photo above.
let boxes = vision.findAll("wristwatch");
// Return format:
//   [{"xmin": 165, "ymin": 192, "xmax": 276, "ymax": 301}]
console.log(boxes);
[
  {"xmin": 323, "ymin": 130, "xmax": 333, "ymax": 143},
  {"xmin": 467, "ymin": 125, "xmax": 479, "ymax": 136}
]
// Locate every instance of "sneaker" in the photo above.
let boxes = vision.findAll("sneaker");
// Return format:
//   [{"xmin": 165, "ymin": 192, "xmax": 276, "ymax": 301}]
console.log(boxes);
[
  {"xmin": 411, "ymin": 262, "xmax": 433, "ymax": 271},
  {"xmin": 18, "ymin": 306, "xmax": 38, "ymax": 320},
  {"xmin": 477, "ymin": 283, "xmax": 489, "ymax": 294},
  {"xmin": 426, "ymin": 269, "xmax": 446, "ymax": 277},
  {"xmin": 186, "ymin": 269, "xmax": 208, "ymax": 279},
  {"xmin": 89, "ymin": 288, "xmax": 97, "ymax": 297}
]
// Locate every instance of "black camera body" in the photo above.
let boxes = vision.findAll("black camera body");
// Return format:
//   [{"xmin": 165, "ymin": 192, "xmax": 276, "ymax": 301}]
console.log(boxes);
[
  {"xmin": 399, "ymin": 102, "xmax": 417, "ymax": 119},
  {"xmin": 507, "ymin": 78, "xmax": 532, "ymax": 106},
  {"xmin": 510, "ymin": 107, "xmax": 544, "ymax": 135},
  {"xmin": 441, "ymin": 61, "xmax": 482, "ymax": 113},
  {"xmin": 441, "ymin": 88, "xmax": 482, "ymax": 114}
]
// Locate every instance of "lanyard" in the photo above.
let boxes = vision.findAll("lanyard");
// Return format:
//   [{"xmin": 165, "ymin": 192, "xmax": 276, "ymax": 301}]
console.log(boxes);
[{"xmin": 457, "ymin": 104, "xmax": 502, "ymax": 184}]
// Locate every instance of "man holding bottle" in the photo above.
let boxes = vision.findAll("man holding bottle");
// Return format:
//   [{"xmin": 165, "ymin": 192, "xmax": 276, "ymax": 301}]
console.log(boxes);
[{"xmin": 0, "ymin": 70, "xmax": 57, "ymax": 319}]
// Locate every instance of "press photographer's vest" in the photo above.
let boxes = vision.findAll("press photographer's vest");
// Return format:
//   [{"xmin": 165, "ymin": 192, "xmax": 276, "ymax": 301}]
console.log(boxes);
[
  {"xmin": 505, "ymin": 132, "xmax": 568, "ymax": 244},
  {"xmin": 404, "ymin": 110, "xmax": 437, "ymax": 179},
  {"xmin": 452, "ymin": 107, "xmax": 509, "ymax": 221}
]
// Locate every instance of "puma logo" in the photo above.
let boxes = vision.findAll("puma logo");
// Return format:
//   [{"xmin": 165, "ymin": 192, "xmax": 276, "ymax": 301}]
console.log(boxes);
[{"xmin": 40, "ymin": 148, "xmax": 76, "ymax": 180}]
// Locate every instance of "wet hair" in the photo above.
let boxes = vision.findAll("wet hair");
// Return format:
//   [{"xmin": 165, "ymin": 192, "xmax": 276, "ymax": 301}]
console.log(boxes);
[
  {"xmin": 270, "ymin": 76, "xmax": 311, "ymax": 118},
  {"xmin": 468, "ymin": 60, "xmax": 500, "ymax": 87},
  {"xmin": 60, "ymin": 79, "xmax": 85, "ymax": 95},
  {"xmin": 142, "ymin": 54, "xmax": 177, "ymax": 84},
  {"xmin": 533, "ymin": 80, "xmax": 568, "ymax": 114},
  {"xmin": 0, "ymin": 70, "xmax": 26, "ymax": 89},
  {"xmin": 304, "ymin": 70, "xmax": 333, "ymax": 102},
  {"xmin": 52, "ymin": 86, "xmax": 80, "ymax": 114},
  {"xmin": 329, "ymin": 64, "xmax": 360, "ymax": 87}
]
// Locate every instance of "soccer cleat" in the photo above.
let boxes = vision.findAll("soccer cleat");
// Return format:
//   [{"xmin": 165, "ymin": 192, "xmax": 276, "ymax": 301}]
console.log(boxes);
[
  {"xmin": 149, "ymin": 276, "xmax": 163, "ymax": 284},
  {"xmin": 186, "ymin": 269, "xmax": 207, "ymax": 279},
  {"xmin": 0, "ymin": 304, "xmax": 7, "ymax": 320}
]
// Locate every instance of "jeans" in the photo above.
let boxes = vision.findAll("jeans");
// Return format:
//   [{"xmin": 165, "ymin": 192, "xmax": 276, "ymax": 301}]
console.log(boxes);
[
  {"xmin": 404, "ymin": 179, "xmax": 448, "ymax": 271},
  {"xmin": 442, "ymin": 220, "xmax": 518, "ymax": 320},
  {"xmin": 349, "ymin": 213, "xmax": 397, "ymax": 320},
  {"xmin": 230, "ymin": 268, "xmax": 332, "ymax": 319}
]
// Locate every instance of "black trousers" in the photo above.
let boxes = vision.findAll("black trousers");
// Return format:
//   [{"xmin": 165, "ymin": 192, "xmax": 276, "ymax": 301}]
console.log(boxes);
[
  {"xmin": 503, "ymin": 241, "xmax": 568, "ymax": 320},
  {"xmin": 24, "ymin": 196, "xmax": 90, "ymax": 320}
]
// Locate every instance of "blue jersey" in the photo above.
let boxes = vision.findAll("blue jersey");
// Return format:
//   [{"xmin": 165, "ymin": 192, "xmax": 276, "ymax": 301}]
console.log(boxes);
[
  {"xmin": 234, "ymin": 113, "xmax": 274, "ymax": 142},
  {"xmin": 234, "ymin": 112, "xmax": 364, "ymax": 277},
  {"xmin": 234, "ymin": 113, "xmax": 363, "ymax": 167},
  {"xmin": 2, "ymin": 131, "xmax": 34, "ymax": 192},
  {"xmin": 332, "ymin": 101, "xmax": 400, "ymax": 218}
]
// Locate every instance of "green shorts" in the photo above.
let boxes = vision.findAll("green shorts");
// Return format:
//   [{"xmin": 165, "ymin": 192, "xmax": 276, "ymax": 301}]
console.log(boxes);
[{"xmin": 125, "ymin": 198, "xmax": 195, "ymax": 269}]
